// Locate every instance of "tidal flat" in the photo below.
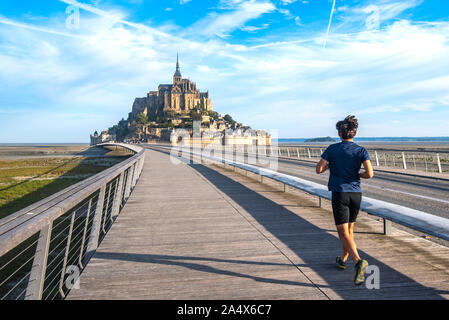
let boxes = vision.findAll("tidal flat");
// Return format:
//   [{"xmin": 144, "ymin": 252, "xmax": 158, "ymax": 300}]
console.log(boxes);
[{"xmin": 0, "ymin": 144, "xmax": 131, "ymax": 219}]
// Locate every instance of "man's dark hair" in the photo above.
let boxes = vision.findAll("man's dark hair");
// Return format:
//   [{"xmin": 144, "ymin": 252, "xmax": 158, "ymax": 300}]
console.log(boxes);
[{"xmin": 336, "ymin": 115, "xmax": 358, "ymax": 139}]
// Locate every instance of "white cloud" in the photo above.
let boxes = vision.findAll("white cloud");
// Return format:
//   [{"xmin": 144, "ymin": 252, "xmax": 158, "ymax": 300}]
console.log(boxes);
[
  {"xmin": 337, "ymin": 0, "xmax": 424, "ymax": 30},
  {"xmin": 280, "ymin": 0, "xmax": 299, "ymax": 4},
  {"xmin": 187, "ymin": 0, "xmax": 276, "ymax": 38},
  {"xmin": 240, "ymin": 23, "xmax": 269, "ymax": 32},
  {"xmin": 1, "ymin": 1, "xmax": 449, "ymax": 142}
]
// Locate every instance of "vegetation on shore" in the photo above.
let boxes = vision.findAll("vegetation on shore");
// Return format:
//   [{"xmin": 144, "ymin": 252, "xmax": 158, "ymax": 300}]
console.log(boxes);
[
  {"xmin": 304, "ymin": 136, "xmax": 336, "ymax": 143},
  {"xmin": 107, "ymin": 104, "xmax": 241, "ymax": 142}
]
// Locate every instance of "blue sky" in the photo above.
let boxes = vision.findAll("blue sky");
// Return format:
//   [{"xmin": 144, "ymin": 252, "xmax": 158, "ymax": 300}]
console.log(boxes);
[{"xmin": 1, "ymin": 0, "xmax": 449, "ymax": 142}]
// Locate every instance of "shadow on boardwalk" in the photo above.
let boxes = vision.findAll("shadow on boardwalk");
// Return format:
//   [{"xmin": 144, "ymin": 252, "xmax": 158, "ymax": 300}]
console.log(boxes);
[
  {"xmin": 94, "ymin": 252, "xmax": 324, "ymax": 290},
  {"xmin": 187, "ymin": 162, "xmax": 448, "ymax": 300}
]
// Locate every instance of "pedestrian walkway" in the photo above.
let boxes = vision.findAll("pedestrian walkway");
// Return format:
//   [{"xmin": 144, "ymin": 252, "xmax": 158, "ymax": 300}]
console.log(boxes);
[{"xmin": 68, "ymin": 148, "xmax": 449, "ymax": 300}]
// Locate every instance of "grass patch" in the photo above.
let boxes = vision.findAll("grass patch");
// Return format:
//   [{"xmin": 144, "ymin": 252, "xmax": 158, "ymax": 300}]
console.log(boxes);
[{"xmin": 0, "ymin": 156, "xmax": 128, "ymax": 220}]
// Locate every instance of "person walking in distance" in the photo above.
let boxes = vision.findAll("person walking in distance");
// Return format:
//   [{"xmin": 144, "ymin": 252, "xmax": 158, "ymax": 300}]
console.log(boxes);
[{"xmin": 316, "ymin": 115, "xmax": 374, "ymax": 285}]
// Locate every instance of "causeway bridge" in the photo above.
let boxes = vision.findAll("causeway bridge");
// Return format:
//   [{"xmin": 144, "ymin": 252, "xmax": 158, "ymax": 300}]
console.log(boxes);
[{"xmin": 1, "ymin": 143, "xmax": 449, "ymax": 300}]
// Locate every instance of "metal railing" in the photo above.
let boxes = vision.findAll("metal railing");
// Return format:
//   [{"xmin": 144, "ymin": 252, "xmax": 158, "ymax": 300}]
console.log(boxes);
[
  {"xmin": 276, "ymin": 146, "xmax": 448, "ymax": 174},
  {"xmin": 0, "ymin": 143, "xmax": 145, "ymax": 300},
  {"xmin": 162, "ymin": 145, "xmax": 449, "ymax": 242}
]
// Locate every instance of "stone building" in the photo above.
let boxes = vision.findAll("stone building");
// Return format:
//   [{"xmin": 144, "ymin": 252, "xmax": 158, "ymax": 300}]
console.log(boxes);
[
  {"xmin": 90, "ymin": 131, "xmax": 116, "ymax": 145},
  {"xmin": 130, "ymin": 55, "xmax": 213, "ymax": 120}
]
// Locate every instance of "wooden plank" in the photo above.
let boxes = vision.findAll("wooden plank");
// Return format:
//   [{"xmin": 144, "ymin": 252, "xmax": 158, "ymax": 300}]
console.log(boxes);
[{"xmin": 67, "ymin": 148, "xmax": 449, "ymax": 300}]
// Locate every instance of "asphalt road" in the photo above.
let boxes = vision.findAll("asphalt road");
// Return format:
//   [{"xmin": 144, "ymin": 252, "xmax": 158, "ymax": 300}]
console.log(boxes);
[{"xmin": 246, "ymin": 155, "xmax": 449, "ymax": 220}]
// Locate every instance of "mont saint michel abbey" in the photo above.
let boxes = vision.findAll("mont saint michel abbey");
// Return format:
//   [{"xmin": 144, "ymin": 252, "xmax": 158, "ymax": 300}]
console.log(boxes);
[
  {"xmin": 131, "ymin": 55, "xmax": 213, "ymax": 118},
  {"xmin": 91, "ymin": 56, "xmax": 271, "ymax": 146}
]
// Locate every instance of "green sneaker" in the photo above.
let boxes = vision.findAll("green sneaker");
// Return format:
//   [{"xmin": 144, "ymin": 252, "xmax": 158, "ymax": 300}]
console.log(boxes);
[
  {"xmin": 335, "ymin": 256, "xmax": 346, "ymax": 270},
  {"xmin": 354, "ymin": 259, "xmax": 368, "ymax": 285}
]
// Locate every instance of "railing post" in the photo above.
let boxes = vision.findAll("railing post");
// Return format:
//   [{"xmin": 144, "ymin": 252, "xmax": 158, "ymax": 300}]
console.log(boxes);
[
  {"xmin": 25, "ymin": 222, "xmax": 53, "ymax": 300},
  {"xmin": 287, "ymin": 148, "xmax": 290, "ymax": 157},
  {"xmin": 130, "ymin": 162, "xmax": 137, "ymax": 189},
  {"xmin": 436, "ymin": 153, "xmax": 442, "ymax": 174},
  {"xmin": 84, "ymin": 185, "xmax": 106, "ymax": 264},
  {"xmin": 78, "ymin": 198, "xmax": 93, "ymax": 268},
  {"xmin": 402, "ymin": 152, "xmax": 407, "ymax": 170},
  {"xmin": 137, "ymin": 157, "xmax": 144, "ymax": 180},
  {"xmin": 102, "ymin": 183, "xmax": 113, "ymax": 233},
  {"xmin": 111, "ymin": 172, "xmax": 124, "ymax": 220},
  {"xmin": 133, "ymin": 158, "xmax": 142, "ymax": 186},
  {"xmin": 307, "ymin": 148, "xmax": 311, "ymax": 159},
  {"xmin": 383, "ymin": 218, "xmax": 392, "ymax": 235},
  {"xmin": 124, "ymin": 166, "xmax": 133, "ymax": 200},
  {"xmin": 58, "ymin": 210, "xmax": 76, "ymax": 298},
  {"xmin": 296, "ymin": 148, "xmax": 300, "ymax": 158},
  {"xmin": 375, "ymin": 151, "xmax": 379, "ymax": 166}
]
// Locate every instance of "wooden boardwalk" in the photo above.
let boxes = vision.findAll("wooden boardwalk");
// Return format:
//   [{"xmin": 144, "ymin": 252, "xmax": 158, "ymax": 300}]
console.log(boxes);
[{"xmin": 68, "ymin": 148, "xmax": 449, "ymax": 300}]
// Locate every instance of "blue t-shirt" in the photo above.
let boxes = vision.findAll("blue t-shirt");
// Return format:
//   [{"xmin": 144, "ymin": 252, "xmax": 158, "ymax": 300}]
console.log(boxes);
[{"xmin": 321, "ymin": 141, "xmax": 370, "ymax": 192}]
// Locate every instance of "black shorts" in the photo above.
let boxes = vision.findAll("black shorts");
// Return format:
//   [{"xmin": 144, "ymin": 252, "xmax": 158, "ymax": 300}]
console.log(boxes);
[{"xmin": 331, "ymin": 192, "xmax": 362, "ymax": 225}]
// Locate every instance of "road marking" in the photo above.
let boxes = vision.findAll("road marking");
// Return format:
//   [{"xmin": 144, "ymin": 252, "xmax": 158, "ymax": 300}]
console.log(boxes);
[{"xmin": 362, "ymin": 184, "xmax": 449, "ymax": 205}]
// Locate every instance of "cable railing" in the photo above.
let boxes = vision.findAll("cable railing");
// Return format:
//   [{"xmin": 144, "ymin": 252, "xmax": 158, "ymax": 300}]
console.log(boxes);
[
  {"xmin": 167, "ymin": 143, "xmax": 448, "ymax": 175},
  {"xmin": 0, "ymin": 143, "xmax": 145, "ymax": 300},
  {"xmin": 275, "ymin": 146, "xmax": 448, "ymax": 174}
]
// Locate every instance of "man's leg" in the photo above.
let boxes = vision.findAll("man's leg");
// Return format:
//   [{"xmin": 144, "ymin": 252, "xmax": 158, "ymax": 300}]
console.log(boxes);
[
  {"xmin": 339, "ymin": 227, "xmax": 349, "ymax": 262},
  {"xmin": 336, "ymin": 223, "xmax": 360, "ymax": 264}
]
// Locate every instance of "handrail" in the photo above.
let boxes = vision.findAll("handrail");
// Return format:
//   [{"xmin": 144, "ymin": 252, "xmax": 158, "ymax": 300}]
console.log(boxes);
[
  {"xmin": 161, "ymin": 145, "xmax": 449, "ymax": 242},
  {"xmin": 0, "ymin": 143, "xmax": 141, "ymax": 231},
  {"xmin": 0, "ymin": 143, "xmax": 145, "ymax": 300}
]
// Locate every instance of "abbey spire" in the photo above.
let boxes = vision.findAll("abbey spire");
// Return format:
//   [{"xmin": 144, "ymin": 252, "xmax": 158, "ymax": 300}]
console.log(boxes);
[{"xmin": 173, "ymin": 53, "xmax": 182, "ymax": 84}]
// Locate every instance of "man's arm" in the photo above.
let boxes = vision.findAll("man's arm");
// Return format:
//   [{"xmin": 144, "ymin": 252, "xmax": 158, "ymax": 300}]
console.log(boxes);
[
  {"xmin": 359, "ymin": 160, "xmax": 374, "ymax": 179},
  {"xmin": 316, "ymin": 158, "xmax": 329, "ymax": 174}
]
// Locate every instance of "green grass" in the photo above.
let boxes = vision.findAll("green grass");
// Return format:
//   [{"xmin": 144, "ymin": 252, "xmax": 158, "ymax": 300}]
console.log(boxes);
[{"xmin": 0, "ymin": 157, "xmax": 128, "ymax": 220}]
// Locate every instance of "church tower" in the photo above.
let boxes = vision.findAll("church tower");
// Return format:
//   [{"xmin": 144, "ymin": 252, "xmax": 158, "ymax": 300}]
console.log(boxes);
[{"xmin": 173, "ymin": 54, "xmax": 182, "ymax": 85}]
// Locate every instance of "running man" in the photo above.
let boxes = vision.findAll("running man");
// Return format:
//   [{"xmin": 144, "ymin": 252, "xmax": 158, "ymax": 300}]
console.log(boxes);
[{"xmin": 315, "ymin": 115, "xmax": 374, "ymax": 285}]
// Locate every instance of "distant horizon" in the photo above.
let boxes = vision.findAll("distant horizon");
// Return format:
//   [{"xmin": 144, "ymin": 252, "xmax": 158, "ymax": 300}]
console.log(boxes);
[
  {"xmin": 277, "ymin": 136, "xmax": 449, "ymax": 141},
  {"xmin": 1, "ymin": 1, "xmax": 449, "ymax": 141},
  {"xmin": 2, "ymin": 136, "xmax": 449, "ymax": 146}
]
